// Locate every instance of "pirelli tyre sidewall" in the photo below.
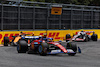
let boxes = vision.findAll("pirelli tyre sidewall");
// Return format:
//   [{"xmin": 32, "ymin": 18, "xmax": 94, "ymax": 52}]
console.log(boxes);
[
  {"xmin": 66, "ymin": 42, "xmax": 77, "ymax": 56},
  {"xmin": 38, "ymin": 42, "xmax": 48, "ymax": 56},
  {"xmin": 91, "ymin": 34, "xmax": 98, "ymax": 41},
  {"xmin": 17, "ymin": 40, "xmax": 28, "ymax": 53},
  {"xmin": 4, "ymin": 37, "xmax": 9, "ymax": 46}
]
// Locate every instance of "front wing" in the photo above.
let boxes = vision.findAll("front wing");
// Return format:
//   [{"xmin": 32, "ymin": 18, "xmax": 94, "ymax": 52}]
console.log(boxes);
[{"xmin": 47, "ymin": 49, "xmax": 75, "ymax": 54}]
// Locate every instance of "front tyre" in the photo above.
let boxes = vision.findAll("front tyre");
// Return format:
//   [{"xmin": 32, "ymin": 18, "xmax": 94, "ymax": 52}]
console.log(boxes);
[
  {"xmin": 38, "ymin": 43, "xmax": 48, "ymax": 56},
  {"xmin": 84, "ymin": 35, "xmax": 89, "ymax": 42},
  {"xmin": 67, "ymin": 43, "xmax": 77, "ymax": 56},
  {"xmin": 17, "ymin": 40, "xmax": 28, "ymax": 53}
]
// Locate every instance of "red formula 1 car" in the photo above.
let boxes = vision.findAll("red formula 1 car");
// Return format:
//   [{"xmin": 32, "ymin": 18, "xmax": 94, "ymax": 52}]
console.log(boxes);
[
  {"xmin": 66, "ymin": 31, "xmax": 98, "ymax": 42},
  {"xmin": 17, "ymin": 36, "xmax": 81, "ymax": 56}
]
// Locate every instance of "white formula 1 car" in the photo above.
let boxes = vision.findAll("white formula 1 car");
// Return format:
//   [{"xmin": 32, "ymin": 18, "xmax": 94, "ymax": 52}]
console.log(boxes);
[{"xmin": 66, "ymin": 31, "xmax": 98, "ymax": 42}]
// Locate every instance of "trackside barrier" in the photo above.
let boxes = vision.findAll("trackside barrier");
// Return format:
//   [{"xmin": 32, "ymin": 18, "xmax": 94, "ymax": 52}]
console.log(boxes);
[{"xmin": 0, "ymin": 29, "xmax": 100, "ymax": 44}]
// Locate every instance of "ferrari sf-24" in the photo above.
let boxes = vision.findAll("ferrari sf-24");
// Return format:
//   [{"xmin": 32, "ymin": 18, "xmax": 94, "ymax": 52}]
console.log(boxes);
[{"xmin": 17, "ymin": 35, "xmax": 81, "ymax": 56}]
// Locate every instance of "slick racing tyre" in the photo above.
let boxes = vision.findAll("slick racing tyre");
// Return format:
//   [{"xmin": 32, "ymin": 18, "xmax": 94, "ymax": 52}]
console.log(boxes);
[
  {"xmin": 17, "ymin": 40, "xmax": 28, "ymax": 53},
  {"xmin": 38, "ymin": 42, "xmax": 48, "ymax": 56},
  {"xmin": 91, "ymin": 34, "xmax": 98, "ymax": 41},
  {"xmin": 4, "ymin": 37, "xmax": 9, "ymax": 46},
  {"xmin": 66, "ymin": 34, "xmax": 71, "ymax": 42},
  {"xmin": 67, "ymin": 43, "xmax": 77, "ymax": 56}
]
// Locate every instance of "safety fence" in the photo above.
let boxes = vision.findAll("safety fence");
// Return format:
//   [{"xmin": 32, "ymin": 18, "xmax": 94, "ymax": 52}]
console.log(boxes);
[{"xmin": 0, "ymin": 1, "xmax": 100, "ymax": 30}]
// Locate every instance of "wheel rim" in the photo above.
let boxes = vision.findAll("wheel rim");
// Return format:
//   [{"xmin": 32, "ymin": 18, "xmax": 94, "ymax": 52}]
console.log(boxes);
[{"xmin": 38, "ymin": 45, "xmax": 43, "ymax": 53}]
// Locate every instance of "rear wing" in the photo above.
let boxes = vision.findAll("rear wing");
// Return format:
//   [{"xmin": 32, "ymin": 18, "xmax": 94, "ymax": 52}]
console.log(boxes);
[
  {"xmin": 85, "ymin": 31, "xmax": 94, "ymax": 33},
  {"xmin": 19, "ymin": 32, "xmax": 34, "ymax": 36},
  {"xmin": 22, "ymin": 32, "xmax": 34, "ymax": 35},
  {"xmin": 75, "ymin": 31, "xmax": 94, "ymax": 35}
]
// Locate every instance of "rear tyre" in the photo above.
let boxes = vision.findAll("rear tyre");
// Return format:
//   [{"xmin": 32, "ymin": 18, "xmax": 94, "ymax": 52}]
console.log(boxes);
[
  {"xmin": 17, "ymin": 40, "xmax": 28, "ymax": 53},
  {"xmin": 91, "ymin": 34, "xmax": 98, "ymax": 41},
  {"xmin": 38, "ymin": 42, "xmax": 48, "ymax": 56},
  {"xmin": 66, "ymin": 34, "xmax": 71, "ymax": 42},
  {"xmin": 4, "ymin": 37, "xmax": 9, "ymax": 46},
  {"xmin": 67, "ymin": 43, "xmax": 77, "ymax": 56}
]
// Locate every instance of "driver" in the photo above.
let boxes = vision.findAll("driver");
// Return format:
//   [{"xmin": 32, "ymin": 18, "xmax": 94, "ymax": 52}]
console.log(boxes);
[
  {"xmin": 42, "ymin": 33, "xmax": 47, "ymax": 41},
  {"xmin": 78, "ymin": 29, "xmax": 86, "ymax": 35},
  {"xmin": 19, "ymin": 31, "xmax": 23, "ymax": 36},
  {"xmin": 19, "ymin": 31, "xmax": 25, "ymax": 37},
  {"xmin": 79, "ymin": 33, "xmax": 84, "ymax": 39},
  {"xmin": 42, "ymin": 33, "xmax": 47, "ymax": 38},
  {"xmin": 76, "ymin": 29, "xmax": 86, "ymax": 39}
]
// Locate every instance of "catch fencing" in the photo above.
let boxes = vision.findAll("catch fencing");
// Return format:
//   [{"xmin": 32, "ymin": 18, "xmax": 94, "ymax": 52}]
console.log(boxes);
[{"xmin": 0, "ymin": 1, "xmax": 100, "ymax": 30}]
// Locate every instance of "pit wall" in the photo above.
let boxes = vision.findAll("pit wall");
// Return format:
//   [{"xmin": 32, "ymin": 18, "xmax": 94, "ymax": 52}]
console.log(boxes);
[{"xmin": 0, "ymin": 29, "xmax": 100, "ymax": 44}]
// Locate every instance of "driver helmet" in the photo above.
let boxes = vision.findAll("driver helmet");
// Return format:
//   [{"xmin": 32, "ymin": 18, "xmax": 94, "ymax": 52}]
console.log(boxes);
[
  {"xmin": 32, "ymin": 32, "xmax": 34, "ymax": 36},
  {"xmin": 43, "ymin": 33, "xmax": 47, "ymax": 38},
  {"xmin": 19, "ymin": 31, "xmax": 23, "ymax": 36},
  {"xmin": 81, "ymin": 29, "xmax": 84, "ymax": 32},
  {"xmin": 48, "ymin": 38, "xmax": 53, "ymax": 42}
]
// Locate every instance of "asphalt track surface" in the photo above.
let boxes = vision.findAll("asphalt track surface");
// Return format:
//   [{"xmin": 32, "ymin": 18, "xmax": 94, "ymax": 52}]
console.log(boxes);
[{"xmin": 0, "ymin": 41, "xmax": 100, "ymax": 67}]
